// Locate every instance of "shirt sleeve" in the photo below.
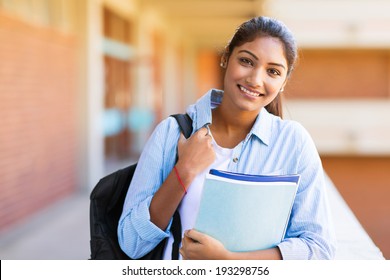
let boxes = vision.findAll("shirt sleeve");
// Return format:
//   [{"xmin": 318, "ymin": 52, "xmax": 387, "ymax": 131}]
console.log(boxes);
[
  {"xmin": 117, "ymin": 118, "xmax": 179, "ymax": 259},
  {"xmin": 277, "ymin": 124, "xmax": 337, "ymax": 260}
]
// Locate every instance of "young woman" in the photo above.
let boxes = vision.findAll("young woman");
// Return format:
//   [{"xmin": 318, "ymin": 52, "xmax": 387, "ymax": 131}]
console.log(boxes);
[{"xmin": 118, "ymin": 16, "xmax": 336, "ymax": 260}]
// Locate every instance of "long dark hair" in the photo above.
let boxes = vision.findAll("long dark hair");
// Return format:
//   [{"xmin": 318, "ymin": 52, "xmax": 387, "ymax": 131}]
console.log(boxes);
[{"xmin": 222, "ymin": 16, "xmax": 298, "ymax": 118}]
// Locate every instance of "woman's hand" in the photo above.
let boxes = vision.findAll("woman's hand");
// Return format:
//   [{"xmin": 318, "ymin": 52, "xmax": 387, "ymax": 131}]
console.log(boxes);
[
  {"xmin": 149, "ymin": 127, "xmax": 215, "ymax": 230},
  {"xmin": 179, "ymin": 229, "xmax": 230, "ymax": 260},
  {"xmin": 175, "ymin": 126, "xmax": 215, "ymax": 183}
]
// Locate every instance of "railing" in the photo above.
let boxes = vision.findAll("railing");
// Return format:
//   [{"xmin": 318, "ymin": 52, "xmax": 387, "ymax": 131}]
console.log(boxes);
[{"xmin": 326, "ymin": 175, "xmax": 385, "ymax": 259}]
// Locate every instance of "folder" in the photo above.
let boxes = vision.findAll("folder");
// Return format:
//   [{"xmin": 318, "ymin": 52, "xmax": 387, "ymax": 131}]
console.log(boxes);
[{"xmin": 194, "ymin": 169, "xmax": 300, "ymax": 252}]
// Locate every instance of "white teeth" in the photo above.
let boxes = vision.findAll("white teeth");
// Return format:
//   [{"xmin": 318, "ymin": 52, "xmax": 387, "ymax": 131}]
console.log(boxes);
[{"xmin": 240, "ymin": 86, "xmax": 260, "ymax": 97}]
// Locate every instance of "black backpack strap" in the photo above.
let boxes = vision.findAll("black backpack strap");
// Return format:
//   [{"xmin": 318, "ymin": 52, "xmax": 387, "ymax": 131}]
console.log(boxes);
[
  {"xmin": 170, "ymin": 210, "xmax": 182, "ymax": 260},
  {"xmin": 169, "ymin": 113, "xmax": 192, "ymax": 259},
  {"xmin": 171, "ymin": 113, "xmax": 193, "ymax": 139}
]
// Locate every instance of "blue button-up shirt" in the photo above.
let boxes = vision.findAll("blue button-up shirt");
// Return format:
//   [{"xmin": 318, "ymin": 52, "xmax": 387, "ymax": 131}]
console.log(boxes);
[{"xmin": 118, "ymin": 89, "xmax": 336, "ymax": 259}]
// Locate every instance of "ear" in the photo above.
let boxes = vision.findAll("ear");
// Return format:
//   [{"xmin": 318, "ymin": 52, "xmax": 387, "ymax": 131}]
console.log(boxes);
[
  {"xmin": 220, "ymin": 53, "xmax": 228, "ymax": 68},
  {"xmin": 280, "ymin": 80, "xmax": 287, "ymax": 93}
]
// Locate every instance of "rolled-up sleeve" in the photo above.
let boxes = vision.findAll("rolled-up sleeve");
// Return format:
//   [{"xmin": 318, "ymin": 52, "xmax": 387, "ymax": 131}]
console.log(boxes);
[{"xmin": 119, "ymin": 196, "xmax": 171, "ymax": 259}]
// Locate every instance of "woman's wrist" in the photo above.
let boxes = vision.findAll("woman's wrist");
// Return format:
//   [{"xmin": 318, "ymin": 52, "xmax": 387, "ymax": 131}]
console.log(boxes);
[
  {"xmin": 173, "ymin": 166, "xmax": 187, "ymax": 195},
  {"xmin": 173, "ymin": 162, "xmax": 196, "ymax": 191},
  {"xmin": 174, "ymin": 162, "xmax": 197, "ymax": 184}
]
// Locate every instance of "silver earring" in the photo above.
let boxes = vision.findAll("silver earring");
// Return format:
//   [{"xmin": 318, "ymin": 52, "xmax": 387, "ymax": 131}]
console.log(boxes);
[{"xmin": 220, "ymin": 62, "xmax": 225, "ymax": 68}]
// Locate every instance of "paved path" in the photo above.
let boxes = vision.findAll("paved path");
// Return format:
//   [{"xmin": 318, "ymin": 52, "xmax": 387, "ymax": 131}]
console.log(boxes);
[{"xmin": 0, "ymin": 192, "xmax": 90, "ymax": 260}]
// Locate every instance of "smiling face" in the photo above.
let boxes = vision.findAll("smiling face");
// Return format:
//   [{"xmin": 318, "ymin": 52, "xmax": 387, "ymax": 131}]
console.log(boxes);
[{"xmin": 222, "ymin": 36, "xmax": 288, "ymax": 114}]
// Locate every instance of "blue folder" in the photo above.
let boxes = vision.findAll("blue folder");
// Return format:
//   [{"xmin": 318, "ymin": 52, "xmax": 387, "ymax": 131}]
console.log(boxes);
[{"xmin": 194, "ymin": 169, "xmax": 300, "ymax": 252}]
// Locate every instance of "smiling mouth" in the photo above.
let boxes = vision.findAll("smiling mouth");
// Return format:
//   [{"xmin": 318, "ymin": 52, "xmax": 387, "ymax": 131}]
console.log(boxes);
[{"xmin": 238, "ymin": 85, "xmax": 264, "ymax": 97}]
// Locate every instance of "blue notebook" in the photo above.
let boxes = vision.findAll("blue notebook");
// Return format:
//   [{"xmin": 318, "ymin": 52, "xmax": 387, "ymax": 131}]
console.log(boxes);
[{"xmin": 194, "ymin": 169, "xmax": 300, "ymax": 252}]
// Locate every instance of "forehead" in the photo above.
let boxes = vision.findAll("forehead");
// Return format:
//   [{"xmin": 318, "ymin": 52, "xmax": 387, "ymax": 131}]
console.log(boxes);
[{"xmin": 233, "ymin": 36, "xmax": 287, "ymax": 65}]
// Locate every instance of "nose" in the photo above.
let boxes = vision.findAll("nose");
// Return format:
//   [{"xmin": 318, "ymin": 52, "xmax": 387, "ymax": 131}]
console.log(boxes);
[{"xmin": 245, "ymin": 68, "xmax": 266, "ymax": 88}]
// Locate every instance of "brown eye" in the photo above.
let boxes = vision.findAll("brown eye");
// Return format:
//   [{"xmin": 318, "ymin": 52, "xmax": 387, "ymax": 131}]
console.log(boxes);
[
  {"xmin": 268, "ymin": 69, "xmax": 281, "ymax": 76},
  {"xmin": 239, "ymin": 57, "xmax": 253, "ymax": 66}
]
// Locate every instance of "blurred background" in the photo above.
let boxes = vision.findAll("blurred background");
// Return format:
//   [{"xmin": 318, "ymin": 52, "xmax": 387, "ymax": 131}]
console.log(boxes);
[{"xmin": 0, "ymin": 0, "xmax": 389, "ymax": 260}]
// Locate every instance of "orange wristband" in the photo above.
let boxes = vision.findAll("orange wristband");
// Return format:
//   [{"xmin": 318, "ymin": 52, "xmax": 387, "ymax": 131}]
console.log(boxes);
[{"xmin": 173, "ymin": 166, "xmax": 187, "ymax": 195}]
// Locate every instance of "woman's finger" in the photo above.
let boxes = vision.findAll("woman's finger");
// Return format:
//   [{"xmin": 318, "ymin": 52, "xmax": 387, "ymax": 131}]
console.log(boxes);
[{"xmin": 185, "ymin": 229, "xmax": 204, "ymax": 244}]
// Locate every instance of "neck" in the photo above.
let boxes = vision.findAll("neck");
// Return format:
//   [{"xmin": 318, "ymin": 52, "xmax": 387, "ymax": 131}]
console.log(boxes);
[
  {"xmin": 213, "ymin": 98, "xmax": 260, "ymax": 129},
  {"xmin": 210, "ymin": 107, "xmax": 258, "ymax": 148}
]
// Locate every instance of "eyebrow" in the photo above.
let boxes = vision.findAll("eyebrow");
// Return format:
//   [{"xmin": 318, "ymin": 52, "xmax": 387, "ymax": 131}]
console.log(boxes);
[{"xmin": 238, "ymin": 50, "xmax": 286, "ymax": 69}]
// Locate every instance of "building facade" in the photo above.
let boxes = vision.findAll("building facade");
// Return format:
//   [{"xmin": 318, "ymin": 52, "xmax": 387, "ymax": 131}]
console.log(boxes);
[{"xmin": 0, "ymin": 0, "xmax": 389, "ymax": 258}]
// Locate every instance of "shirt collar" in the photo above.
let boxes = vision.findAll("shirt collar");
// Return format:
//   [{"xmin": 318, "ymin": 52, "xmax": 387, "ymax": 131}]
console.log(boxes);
[
  {"xmin": 251, "ymin": 108, "xmax": 273, "ymax": 146},
  {"xmin": 187, "ymin": 89, "xmax": 274, "ymax": 146},
  {"xmin": 187, "ymin": 89, "xmax": 222, "ymax": 129}
]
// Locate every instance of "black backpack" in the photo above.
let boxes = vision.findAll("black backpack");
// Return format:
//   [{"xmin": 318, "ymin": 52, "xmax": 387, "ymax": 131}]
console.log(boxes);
[{"xmin": 89, "ymin": 114, "xmax": 193, "ymax": 260}]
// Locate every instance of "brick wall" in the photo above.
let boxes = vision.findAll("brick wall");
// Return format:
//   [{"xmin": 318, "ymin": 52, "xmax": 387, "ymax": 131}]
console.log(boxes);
[
  {"xmin": 286, "ymin": 49, "xmax": 390, "ymax": 99},
  {"xmin": 0, "ymin": 11, "xmax": 78, "ymax": 231}
]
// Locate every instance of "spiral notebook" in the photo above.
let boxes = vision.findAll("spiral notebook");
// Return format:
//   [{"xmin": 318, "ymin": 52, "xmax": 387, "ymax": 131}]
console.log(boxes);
[{"xmin": 194, "ymin": 169, "xmax": 300, "ymax": 252}]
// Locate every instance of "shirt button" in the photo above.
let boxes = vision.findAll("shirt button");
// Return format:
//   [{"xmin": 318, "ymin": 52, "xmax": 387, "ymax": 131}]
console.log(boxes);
[{"xmin": 233, "ymin": 157, "xmax": 239, "ymax": 163}]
